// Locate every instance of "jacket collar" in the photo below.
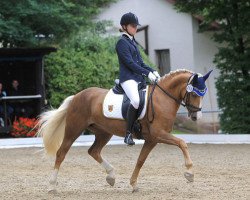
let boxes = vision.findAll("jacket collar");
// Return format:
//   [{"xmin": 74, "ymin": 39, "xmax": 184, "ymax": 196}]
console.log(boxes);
[{"xmin": 122, "ymin": 32, "xmax": 133, "ymax": 40}]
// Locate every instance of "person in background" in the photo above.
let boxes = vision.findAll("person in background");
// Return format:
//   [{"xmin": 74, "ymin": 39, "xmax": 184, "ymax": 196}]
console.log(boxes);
[
  {"xmin": 0, "ymin": 82, "xmax": 14, "ymax": 126},
  {"xmin": 8, "ymin": 80, "xmax": 33, "ymax": 118},
  {"xmin": 116, "ymin": 12, "xmax": 160, "ymax": 145},
  {"xmin": 9, "ymin": 79, "xmax": 23, "ymax": 96}
]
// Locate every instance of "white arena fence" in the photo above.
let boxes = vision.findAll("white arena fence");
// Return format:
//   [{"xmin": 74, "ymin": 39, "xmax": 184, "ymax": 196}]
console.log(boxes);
[{"xmin": 0, "ymin": 134, "xmax": 250, "ymax": 149}]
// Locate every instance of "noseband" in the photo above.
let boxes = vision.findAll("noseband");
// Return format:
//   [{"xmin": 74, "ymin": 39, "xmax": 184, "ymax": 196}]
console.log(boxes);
[
  {"xmin": 182, "ymin": 91, "xmax": 202, "ymax": 112},
  {"xmin": 147, "ymin": 75, "xmax": 202, "ymax": 123}
]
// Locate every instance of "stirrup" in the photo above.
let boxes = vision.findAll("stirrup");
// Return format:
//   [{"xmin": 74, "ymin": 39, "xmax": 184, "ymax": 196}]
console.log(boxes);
[{"xmin": 124, "ymin": 132, "xmax": 135, "ymax": 146}]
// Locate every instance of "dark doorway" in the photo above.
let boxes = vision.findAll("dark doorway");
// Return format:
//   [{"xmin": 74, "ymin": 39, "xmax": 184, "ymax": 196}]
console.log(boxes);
[
  {"xmin": 0, "ymin": 48, "xmax": 56, "ymax": 134},
  {"xmin": 0, "ymin": 60, "xmax": 37, "ymax": 95}
]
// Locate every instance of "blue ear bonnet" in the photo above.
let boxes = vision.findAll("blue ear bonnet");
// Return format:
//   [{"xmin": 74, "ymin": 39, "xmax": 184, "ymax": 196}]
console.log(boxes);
[
  {"xmin": 187, "ymin": 70, "xmax": 213, "ymax": 97},
  {"xmin": 192, "ymin": 76, "xmax": 207, "ymax": 97}
]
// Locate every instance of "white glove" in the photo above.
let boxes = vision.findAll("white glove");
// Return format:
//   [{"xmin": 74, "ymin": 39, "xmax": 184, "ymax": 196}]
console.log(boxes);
[
  {"xmin": 148, "ymin": 72, "xmax": 157, "ymax": 82},
  {"xmin": 153, "ymin": 71, "xmax": 161, "ymax": 79}
]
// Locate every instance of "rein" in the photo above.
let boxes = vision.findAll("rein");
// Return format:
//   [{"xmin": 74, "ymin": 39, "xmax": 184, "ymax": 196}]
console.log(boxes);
[
  {"xmin": 156, "ymin": 83, "xmax": 185, "ymax": 106},
  {"xmin": 147, "ymin": 77, "xmax": 202, "ymax": 123}
]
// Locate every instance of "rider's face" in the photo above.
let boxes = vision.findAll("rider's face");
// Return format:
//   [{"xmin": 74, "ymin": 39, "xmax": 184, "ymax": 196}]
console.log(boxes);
[{"xmin": 126, "ymin": 24, "xmax": 138, "ymax": 36}]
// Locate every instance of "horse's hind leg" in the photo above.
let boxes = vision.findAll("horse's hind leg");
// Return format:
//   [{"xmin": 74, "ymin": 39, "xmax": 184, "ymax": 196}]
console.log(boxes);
[
  {"xmin": 130, "ymin": 140, "xmax": 157, "ymax": 192},
  {"xmin": 87, "ymin": 129, "xmax": 115, "ymax": 186},
  {"xmin": 49, "ymin": 121, "xmax": 87, "ymax": 192}
]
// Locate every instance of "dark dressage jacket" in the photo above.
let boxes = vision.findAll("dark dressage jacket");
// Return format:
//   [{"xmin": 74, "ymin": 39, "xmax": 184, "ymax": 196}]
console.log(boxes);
[{"xmin": 116, "ymin": 34, "xmax": 154, "ymax": 84}]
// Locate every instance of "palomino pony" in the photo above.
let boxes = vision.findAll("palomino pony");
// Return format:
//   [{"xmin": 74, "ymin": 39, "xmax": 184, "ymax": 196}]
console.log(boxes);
[{"xmin": 38, "ymin": 69, "xmax": 212, "ymax": 192}]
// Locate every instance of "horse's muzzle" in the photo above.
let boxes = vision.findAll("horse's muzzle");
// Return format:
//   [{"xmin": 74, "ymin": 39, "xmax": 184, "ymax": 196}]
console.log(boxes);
[
  {"xmin": 189, "ymin": 112, "xmax": 198, "ymax": 121},
  {"xmin": 191, "ymin": 115, "xmax": 197, "ymax": 121}
]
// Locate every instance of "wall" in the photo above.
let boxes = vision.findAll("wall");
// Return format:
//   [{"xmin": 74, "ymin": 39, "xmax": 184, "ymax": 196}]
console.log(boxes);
[
  {"xmin": 98, "ymin": 0, "xmax": 195, "ymax": 69},
  {"xmin": 98, "ymin": 0, "xmax": 220, "ymax": 123}
]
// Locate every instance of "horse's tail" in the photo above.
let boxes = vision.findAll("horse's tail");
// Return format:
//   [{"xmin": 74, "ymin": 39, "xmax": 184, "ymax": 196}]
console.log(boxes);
[{"xmin": 37, "ymin": 95, "xmax": 74, "ymax": 156}]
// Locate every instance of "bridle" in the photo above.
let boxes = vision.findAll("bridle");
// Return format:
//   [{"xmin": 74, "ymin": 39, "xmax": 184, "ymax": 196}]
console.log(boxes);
[{"xmin": 147, "ymin": 74, "xmax": 202, "ymax": 123}]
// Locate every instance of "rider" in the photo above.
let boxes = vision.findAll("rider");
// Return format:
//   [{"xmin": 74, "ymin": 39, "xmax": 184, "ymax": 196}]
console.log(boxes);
[{"xmin": 116, "ymin": 12, "xmax": 160, "ymax": 145}]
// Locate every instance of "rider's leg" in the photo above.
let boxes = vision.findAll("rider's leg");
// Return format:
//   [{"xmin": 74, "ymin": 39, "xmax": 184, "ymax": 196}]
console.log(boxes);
[
  {"xmin": 125, "ymin": 104, "xmax": 138, "ymax": 145},
  {"xmin": 121, "ymin": 80, "xmax": 140, "ymax": 146}
]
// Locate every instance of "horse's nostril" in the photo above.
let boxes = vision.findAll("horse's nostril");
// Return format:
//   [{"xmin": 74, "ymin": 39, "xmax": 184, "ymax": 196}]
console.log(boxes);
[{"xmin": 191, "ymin": 116, "xmax": 197, "ymax": 121}]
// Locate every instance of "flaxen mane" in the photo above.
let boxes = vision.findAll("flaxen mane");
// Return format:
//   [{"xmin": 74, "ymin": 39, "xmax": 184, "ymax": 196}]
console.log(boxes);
[{"xmin": 159, "ymin": 69, "xmax": 193, "ymax": 82}]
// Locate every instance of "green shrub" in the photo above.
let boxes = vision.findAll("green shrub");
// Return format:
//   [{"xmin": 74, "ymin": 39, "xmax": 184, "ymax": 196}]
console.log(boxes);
[
  {"xmin": 45, "ymin": 28, "xmax": 155, "ymax": 107},
  {"xmin": 45, "ymin": 35, "xmax": 118, "ymax": 107}
]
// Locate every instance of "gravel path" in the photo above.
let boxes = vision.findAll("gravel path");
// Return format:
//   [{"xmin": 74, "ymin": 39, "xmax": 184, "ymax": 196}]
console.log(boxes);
[{"xmin": 0, "ymin": 144, "xmax": 250, "ymax": 200}]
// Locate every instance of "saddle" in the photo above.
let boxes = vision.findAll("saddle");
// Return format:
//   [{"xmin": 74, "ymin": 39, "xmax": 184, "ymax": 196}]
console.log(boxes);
[
  {"xmin": 103, "ymin": 80, "xmax": 148, "ymax": 139},
  {"xmin": 112, "ymin": 80, "xmax": 146, "ymax": 119}
]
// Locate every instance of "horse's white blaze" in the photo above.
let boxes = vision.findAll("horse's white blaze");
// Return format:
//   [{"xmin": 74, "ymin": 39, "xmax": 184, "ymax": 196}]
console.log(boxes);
[{"xmin": 197, "ymin": 100, "xmax": 203, "ymax": 119}]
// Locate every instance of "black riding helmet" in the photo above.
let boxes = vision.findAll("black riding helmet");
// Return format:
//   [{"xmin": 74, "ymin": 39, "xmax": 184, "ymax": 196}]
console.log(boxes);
[{"xmin": 120, "ymin": 12, "xmax": 140, "ymax": 26}]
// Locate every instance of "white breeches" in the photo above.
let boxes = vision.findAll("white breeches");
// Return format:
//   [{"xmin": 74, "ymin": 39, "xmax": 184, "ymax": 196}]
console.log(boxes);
[{"xmin": 121, "ymin": 80, "xmax": 140, "ymax": 109}]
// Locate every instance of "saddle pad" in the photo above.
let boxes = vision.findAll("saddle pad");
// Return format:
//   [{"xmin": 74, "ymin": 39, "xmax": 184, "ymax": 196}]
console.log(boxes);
[{"xmin": 103, "ymin": 86, "xmax": 149, "ymax": 120}]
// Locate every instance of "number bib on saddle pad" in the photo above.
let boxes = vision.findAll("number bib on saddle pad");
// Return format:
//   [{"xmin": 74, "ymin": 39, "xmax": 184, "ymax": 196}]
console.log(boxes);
[{"xmin": 103, "ymin": 86, "xmax": 149, "ymax": 120}]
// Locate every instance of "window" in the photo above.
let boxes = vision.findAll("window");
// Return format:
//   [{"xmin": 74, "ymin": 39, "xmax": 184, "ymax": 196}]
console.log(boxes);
[{"xmin": 156, "ymin": 49, "xmax": 171, "ymax": 75}]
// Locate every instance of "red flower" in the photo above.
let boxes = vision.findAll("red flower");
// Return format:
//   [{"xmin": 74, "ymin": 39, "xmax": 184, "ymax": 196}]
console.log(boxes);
[{"xmin": 11, "ymin": 117, "xmax": 38, "ymax": 138}]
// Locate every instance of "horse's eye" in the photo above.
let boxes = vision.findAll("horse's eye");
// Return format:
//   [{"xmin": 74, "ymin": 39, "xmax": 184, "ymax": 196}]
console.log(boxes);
[{"xmin": 191, "ymin": 92, "xmax": 197, "ymax": 97}]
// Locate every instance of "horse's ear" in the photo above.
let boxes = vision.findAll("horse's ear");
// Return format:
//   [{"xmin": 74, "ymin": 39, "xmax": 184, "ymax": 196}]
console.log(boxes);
[
  {"xmin": 192, "ymin": 74, "xmax": 198, "ymax": 85},
  {"xmin": 203, "ymin": 70, "xmax": 213, "ymax": 81}
]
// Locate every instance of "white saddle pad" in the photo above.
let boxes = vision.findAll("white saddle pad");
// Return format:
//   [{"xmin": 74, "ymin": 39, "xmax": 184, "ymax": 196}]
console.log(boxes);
[{"xmin": 103, "ymin": 86, "xmax": 149, "ymax": 120}]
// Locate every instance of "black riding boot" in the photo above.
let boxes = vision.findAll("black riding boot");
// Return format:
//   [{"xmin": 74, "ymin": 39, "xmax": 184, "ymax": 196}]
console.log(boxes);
[{"xmin": 124, "ymin": 104, "xmax": 138, "ymax": 146}]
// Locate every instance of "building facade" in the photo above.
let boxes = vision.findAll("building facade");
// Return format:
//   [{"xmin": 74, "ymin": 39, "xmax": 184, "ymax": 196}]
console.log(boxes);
[{"xmin": 98, "ymin": 0, "xmax": 220, "ymax": 124}]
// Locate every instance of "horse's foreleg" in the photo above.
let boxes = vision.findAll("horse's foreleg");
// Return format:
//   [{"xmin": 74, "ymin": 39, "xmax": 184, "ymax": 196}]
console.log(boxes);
[
  {"xmin": 87, "ymin": 132, "xmax": 115, "ymax": 186},
  {"xmin": 156, "ymin": 131, "xmax": 194, "ymax": 182},
  {"xmin": 130, "ymin": 140, "xmax": 157, "ymax": 192}
]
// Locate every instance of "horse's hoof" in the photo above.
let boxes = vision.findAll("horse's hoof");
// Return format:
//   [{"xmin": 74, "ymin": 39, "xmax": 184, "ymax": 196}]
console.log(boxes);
[
  {"xmin": 48, "ymin": 189, "xmax": 58, "ymax": 195},
  {"xmin": 184, "ymin": 172, "xmax": 194, "ymax": 182},
  {"xmin": 106, "ymin": 175, "xmax": 115, "ymax": 186},
  {"xmin": 48, "ymin": 181, "xmax": 58, "ymax": 194},
  {"xmin": 132, "ymin": 186, "xmax": 139, "ymax": 193}
]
